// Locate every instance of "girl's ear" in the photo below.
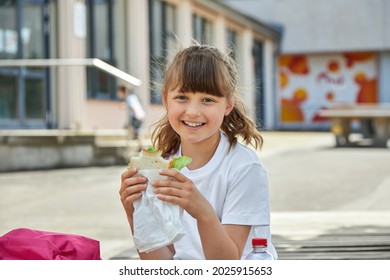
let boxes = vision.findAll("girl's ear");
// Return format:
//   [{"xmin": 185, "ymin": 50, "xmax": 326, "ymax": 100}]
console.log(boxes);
[{"xmin": 224, "ymin": 100, "xmax": 235, "ymax": 116}]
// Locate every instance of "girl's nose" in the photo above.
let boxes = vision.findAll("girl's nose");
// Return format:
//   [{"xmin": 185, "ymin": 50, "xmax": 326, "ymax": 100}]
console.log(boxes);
[{"xmin": 185, "ymin": 103, "xmax": 201, "ymax": 117}]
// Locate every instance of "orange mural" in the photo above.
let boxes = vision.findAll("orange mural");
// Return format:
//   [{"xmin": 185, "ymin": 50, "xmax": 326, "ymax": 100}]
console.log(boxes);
[
  {"xmin": 312, "ymin": 92, "xmax": 335, "ymax": 122},
  {"xmin": 278, "ymin": 55, "xmax": 310, "ymax": 122},
  {"xmin": 278, "ymin": 52, "xmax": 377, "ymax": 126},
  {"xmin": 344, "ymin": 52, "xmax": 374, "ymax": 68},
  {"xmin": 354, "ymin": 72, "xmax": 378, "ymax": 103},
  {"xmin": 316, "ymin": 59, "xmax": 344, "ymax": 87},
  {"xmin": 328, "ymin": 60, "xmax": 340, "ymax": 72},
  {"xmin": 279, "ymin": 55, "xmax": 310, "ymax": 75},
  {"xmin": 279, "ymin": 71, "xmax": 288, "ymax": 88},
  {"xmin": 280, "ymin": 88, "xmax": 308, "ymax": 122}
]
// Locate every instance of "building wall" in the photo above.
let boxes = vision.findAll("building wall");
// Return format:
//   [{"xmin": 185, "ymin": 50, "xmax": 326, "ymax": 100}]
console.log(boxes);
[
  {"xmin": 49, "ymin": 0, "xmax": 279, "ymax": 132},
  {"xmin": 379, "ymin": 51, "xmax": 390, "ymax": 103},
  {"xmin": 85, "ymin": 0, "xmax": 278, "ymax": 133},
  {"xmin": 278, "ymin": 52, "xmax": 379, "ymax": 129},
  {"xmin": 224, "ymin": 0, "xmax": 390, "ymax": 130},
  {"xmin": 224, "ymin": 0, "xmax": 390, "ymax": 53},
  {"xmin": 57, "ymin": 0, "xmax": 87, "ymax": 130},
  {"xmin": 84, "ymin": 99, "xmax": 127, "ymax": 130}
]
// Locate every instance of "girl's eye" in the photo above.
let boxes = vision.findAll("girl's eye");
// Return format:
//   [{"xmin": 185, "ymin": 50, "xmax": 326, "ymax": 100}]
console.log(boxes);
[
  {"xmin": 175, "ymin": 95, "xmax": 187, "ymax": 101},
  {"xmin": 203, "ymin": 98, "xmax": 215, "ymax": 103}
]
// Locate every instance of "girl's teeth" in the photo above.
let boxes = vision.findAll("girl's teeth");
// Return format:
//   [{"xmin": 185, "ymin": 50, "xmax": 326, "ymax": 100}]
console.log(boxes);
[{"xmin": 185, "ymin": 121, "xmax": 202, "ymax": 127}]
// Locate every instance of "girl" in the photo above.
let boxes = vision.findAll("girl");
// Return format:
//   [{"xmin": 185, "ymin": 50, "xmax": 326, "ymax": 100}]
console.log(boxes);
[{"xmin": 120, "ymin": 44, "xmax": 277, "ymax": 260}]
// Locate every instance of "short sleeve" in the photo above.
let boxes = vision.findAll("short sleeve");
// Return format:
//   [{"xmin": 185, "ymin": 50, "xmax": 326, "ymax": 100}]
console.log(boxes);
[{"xmin": 221, "ymin": 163, "xmax": 270, "ymax": 226}]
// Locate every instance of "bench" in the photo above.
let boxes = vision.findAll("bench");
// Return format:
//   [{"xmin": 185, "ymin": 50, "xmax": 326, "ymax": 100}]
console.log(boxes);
[{"xmin": 319, "ymin": 104, "xmax": 390, "ymax": 147}]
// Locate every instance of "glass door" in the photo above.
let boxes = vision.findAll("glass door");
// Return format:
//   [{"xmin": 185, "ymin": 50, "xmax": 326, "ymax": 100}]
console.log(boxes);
[
  {"xmin": 0, "ymin": 73, "xmax": 18, "ymax": 123},
  {"xmin": 0, "ymin": 0, "xmax": 50, "ymax": 128}
]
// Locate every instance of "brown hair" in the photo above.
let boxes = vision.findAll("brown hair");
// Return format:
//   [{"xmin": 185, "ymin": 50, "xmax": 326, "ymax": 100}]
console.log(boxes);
[{"xmin": 152, "ymin": 44, "xmax": 263, "ymax": 157}]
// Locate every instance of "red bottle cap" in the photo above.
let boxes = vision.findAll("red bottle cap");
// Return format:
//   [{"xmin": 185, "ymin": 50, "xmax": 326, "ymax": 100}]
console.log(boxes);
[{"xmin": 252, "ymin": 238, "xmax": 267, "ymax": 247}]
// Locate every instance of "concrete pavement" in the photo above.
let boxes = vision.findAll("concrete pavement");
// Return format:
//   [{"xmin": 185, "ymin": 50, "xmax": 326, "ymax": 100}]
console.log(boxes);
[{"xmin": 1, "ymin": 131, "xmax": 389, "ymax": 259}]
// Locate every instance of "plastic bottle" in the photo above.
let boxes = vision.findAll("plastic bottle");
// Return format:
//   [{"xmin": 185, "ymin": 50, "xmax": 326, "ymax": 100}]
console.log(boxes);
[{"xmin": 245, "ymin": 238, "xmax": 274, "ymax": 260}]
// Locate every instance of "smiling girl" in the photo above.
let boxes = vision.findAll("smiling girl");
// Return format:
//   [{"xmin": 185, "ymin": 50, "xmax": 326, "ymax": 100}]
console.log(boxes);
[{"xmin": 120, "ymin": 44, "xmax": 277, "ymax": 260}]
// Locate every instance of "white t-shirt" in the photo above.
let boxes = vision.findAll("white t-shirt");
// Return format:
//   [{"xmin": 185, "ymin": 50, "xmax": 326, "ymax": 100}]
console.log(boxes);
[{"xmin": 170, "ymin": 132, "xmax": 277, "ymax": 260}]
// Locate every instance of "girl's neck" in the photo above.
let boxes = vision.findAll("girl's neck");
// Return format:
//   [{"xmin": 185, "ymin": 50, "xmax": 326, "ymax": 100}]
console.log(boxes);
[{"xmin": 181, "ymin": 132, "xmax": 221, "ymax": 170}]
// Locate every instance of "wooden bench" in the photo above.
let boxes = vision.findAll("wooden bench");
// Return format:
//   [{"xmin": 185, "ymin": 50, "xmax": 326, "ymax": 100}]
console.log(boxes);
[
  {"xmin": 319, "ymin": 104, "xmax": 390, "ymax": 147},
  {"xmin": 274, "ymin": 229, "xmax": 390, "ymax": 260}
]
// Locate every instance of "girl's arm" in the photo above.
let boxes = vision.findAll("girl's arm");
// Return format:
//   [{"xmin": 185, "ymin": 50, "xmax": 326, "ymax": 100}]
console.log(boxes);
[
  {"xmin": 154, "ymin": 169, "xmax": 250, "ymax": 259},
  {"xmin": 197, "ymin": 214, "xmax": 251, "ymax": 259},
  {"xmin": 138, "ymin": 245, "xmax": 175, "ymax": 260}
]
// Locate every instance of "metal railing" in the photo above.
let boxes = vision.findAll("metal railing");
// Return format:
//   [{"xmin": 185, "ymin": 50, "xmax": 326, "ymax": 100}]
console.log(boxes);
[{"xmin": 0, "ymin": 58, "xmax": 142, "ymax": 87}]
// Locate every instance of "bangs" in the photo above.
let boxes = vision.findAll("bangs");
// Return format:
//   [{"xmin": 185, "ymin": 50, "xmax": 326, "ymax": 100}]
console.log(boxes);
[{"xmin": 170, "ymin": 52, "xmax": 229, "ymax": 98}]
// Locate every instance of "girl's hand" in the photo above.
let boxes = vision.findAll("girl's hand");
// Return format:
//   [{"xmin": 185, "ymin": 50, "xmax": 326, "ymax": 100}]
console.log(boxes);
[
  {"xmin": 153, "ymin": 169, "xmax": 214, "ymax": 220},
  {"xmin": 120, "ymin": 168, "xmax": 175, "ymax": 260},
  {"xmin": 119, "ymin": 168, "xmax": 147, "ymax": 218}
]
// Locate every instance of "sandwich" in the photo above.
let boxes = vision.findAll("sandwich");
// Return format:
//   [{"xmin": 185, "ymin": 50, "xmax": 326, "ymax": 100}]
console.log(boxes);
[{"xmin": 129, "ymin": 146, "xmax": 192, "ymax": 171}]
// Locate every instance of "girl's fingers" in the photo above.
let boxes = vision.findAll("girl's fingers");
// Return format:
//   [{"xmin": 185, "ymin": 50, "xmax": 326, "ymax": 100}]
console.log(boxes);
[
  {"xmin": 154, "ymin": 185, "xmax": 182, "ymax": 197},
  {"xmin": 119, "ymin": 169, "xmax": 148, "ymax": 210},
  {"xmin": 121, "ymin": 168, "xmax": 138, "ymax": 182},
  {"xmin": 122, "ymin": 192, "xmax": 142, "ymax": 208},
  {"xmin": 120, "ymin": 182, "xmax": 147, "ymax": 214},
  {"xmin": 155, "ymin": 193, "xmax": 182, "ymax": 205},
  {"xmin": 121, "ymin": 182, "xmax": 147, "ymax": 199},
  {"xmin": 159, "ymin": 169, "xmax": 187, "ymax": 182},
  {"xmin": 152, "ymin": 177, "xmax": 181, "ymax": 190},
  {"xmin": 119, "ymin": 173, "xmax": 147, "ymax": 195}
]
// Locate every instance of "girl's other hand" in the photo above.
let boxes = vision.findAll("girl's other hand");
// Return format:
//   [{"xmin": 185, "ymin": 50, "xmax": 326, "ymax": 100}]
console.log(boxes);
[
  {"xmin": 119, "ymin": 168, "xmax": 147, "ymax": 217},
  {"xmin": 153, "ymin": 169, "xmax": 214, "ymax": 221}
]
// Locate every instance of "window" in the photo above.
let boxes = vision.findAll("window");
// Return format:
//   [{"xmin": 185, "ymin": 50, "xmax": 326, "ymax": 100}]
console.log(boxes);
[
  {"xmin": 86, "ymin": 0, "xmax": 117, "ymax": 100},
  {"xmin": 0, "ymin": 1, "xmax": 18, "ymax": 60},
  {"xmin": 149, "ymin": 0, "xmax": 177, "ymax": 104},
  {"xmin": 0, "ymin": 0, "xmax": 49, "ymax": 128},
  {"xmin": 227, "ymin": 28, "xmax": 237, "ymax": 60},
  {"xmin": 192, "ymin": 13, "xmax": 212, "ymax": 44}
]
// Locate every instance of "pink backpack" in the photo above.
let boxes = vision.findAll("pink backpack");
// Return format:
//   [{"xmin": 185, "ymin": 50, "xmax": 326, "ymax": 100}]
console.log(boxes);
[{"xmin": 0, "ymin": 228, "xmax": 101, "ymax": 260}]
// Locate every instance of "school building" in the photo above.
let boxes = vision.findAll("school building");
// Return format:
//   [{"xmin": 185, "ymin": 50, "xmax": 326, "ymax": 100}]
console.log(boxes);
[
  {"xmin": 225, "ymin": 0, "xmax": 390, "ymax": 130},
  {"xmin": 0, "ymin": 0, "xmax": 281, "ymax": 135}
]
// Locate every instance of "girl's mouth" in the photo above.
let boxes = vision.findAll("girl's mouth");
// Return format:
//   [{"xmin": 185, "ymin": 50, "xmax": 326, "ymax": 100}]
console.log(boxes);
[{"xmin": 182, "ymin": 121, "xmax": 205, "ymax": 127}]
